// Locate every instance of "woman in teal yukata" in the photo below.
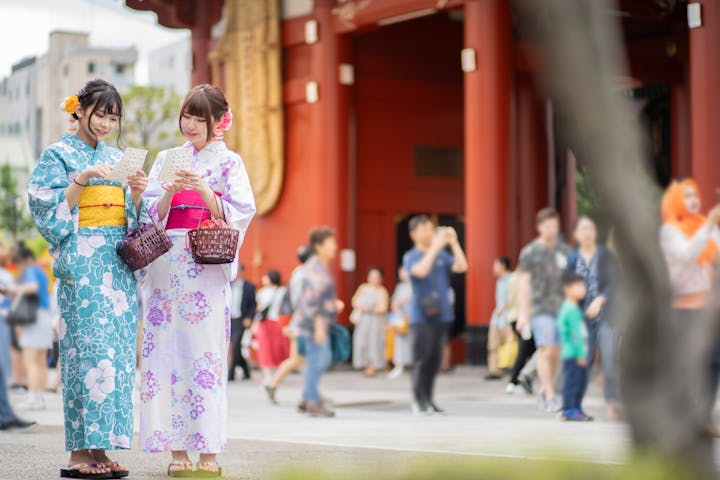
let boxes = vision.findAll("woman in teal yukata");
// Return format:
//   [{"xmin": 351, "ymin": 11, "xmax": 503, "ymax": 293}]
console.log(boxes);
[{"xmin": 28, "ymin": 79, "xmax": 148, "ymax": 480}]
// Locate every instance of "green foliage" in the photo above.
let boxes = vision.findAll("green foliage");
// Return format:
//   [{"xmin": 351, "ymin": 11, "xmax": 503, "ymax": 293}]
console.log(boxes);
[
  {"xmin": 273, "ymin": 456, "xmax": 686, "ymax": 480},
  {"xmin": 23, "ymin": 235, "xmax": 49, "ymax": 258},
  {"xmin": 0, "ymin": 163, "xmax": 35, "ymax": 239},
  {"xmin": 575, "ymin": 163, "xmax": 612, "ymax": 241},
  {"xmin": 120, "ymin": 85, "xmax": 185, "ymax": 168}
]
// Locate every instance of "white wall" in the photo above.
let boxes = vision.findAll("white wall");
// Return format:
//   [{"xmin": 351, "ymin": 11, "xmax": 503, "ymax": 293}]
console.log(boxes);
[{"xmin": 148, "ymin": 38, "xmax": 191, "ymax": 94}]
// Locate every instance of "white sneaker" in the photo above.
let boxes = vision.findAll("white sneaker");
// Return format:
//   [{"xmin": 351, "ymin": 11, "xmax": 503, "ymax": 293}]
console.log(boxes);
[
  {"xmin": 536, "ymin": 393, "xmax": 547, "ymax": 411},
  {"xmin": 505, "ymin": 383, "xmax": 516, "ymax": 394},
  {"xmin": 387, "ymin": 367, "xmax": 404, "ymax": 380},
  {"xmin": 17, "ymin": 398, "xmax": 45, "ymax": 411},
  {"xmin": 411, "ymin": 403, "xmax": 431, "ymax": 416},
  {"xmin": 545, "ymin": 396, "xmax": 562, "ymax": 413}
]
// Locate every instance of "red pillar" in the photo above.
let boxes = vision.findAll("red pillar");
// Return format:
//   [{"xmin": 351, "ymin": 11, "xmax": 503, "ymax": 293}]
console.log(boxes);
[
  {"xmin": 312, "ymin": 0, "xmax": 352, "ymax": 309},
  {"xmin": 190, "ymin": 0, "xmax": 211, "ymax": 86},
  {"xmin": 671, "ymin": 80, "xmax": 691, "ymax": 180},
  {"xmin": 516, "ymin": 76, "xmax": 549, "ymax": 252},
  {"xmin": 690, "ymin": 1, "xmax": 720, "ymax": 205},
  {"xmin": 464, "ymin": 0, "xmax": 512, "ymax": 325}
]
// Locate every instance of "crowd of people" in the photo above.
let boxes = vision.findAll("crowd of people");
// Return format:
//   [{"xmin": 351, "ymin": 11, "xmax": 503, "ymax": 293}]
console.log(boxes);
[
  {"xmin": 0, "ymin": 74, "xmax": 719, "ymax": 479},
  {"xmin": 486, "ymin": 209, "xmax": 620, "ymax": 421}
]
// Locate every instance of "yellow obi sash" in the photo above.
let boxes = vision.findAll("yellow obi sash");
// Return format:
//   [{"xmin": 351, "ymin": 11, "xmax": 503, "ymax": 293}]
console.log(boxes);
[{"xmin": 78, "ymin": 185, "xmax": 126, "ymax": 227}]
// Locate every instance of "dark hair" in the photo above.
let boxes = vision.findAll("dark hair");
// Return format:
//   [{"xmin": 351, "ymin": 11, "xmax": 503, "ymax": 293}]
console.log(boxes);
[
  {"xmin": 309, "ymin": 227, "xmax": 336, "ymax": 251},
  {"xmin": 13, "ymin": 242, "xmax": 35, "ymax": 263},
  {"xmin": 409, "ymin": 214, "xmax": 432, "ymax": 233},
  {"xmin": 536, "ymin": 207, "xmax": 560, "ymax": 225},
  {"xmin": 562, "ymin": 271, "xmax": 585, "ymax": 287},
  {"xmin": 73, "ymin": 79, "xmax": 124, "ymax": 146},
  {"xmin": 296, "ymin": 244, "xmax": 313, "ymax": 264},
  {"xmin": 265, "ymin": 269, "xmax": 282, "ymax": 286},
  {"xmin": 368, "ymin": 266, "xmax": 384, "ymax": 278},
  {"xmin": 573, "ymin": 214, "xmax": 596, "ymax": 230},
  {"xmin": 496, "ymin": 256, "xmax": 511, "ymax": 270},
  {"xmin": 179, "ymin": 84, "xmax": 229, "ymax": 142}
]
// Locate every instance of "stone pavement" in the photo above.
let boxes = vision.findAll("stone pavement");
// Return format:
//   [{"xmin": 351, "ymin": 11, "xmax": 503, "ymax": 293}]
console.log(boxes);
[{"xmin": 0, "ymin": 366, "xmax": 634, "ymax": 479}]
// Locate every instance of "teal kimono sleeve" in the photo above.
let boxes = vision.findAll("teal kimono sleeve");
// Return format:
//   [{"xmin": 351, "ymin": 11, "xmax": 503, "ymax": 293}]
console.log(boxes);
[
  {"xmin": 123, "ymin": 186, "xmax": 149, "ymax": 231},
  {"xmin": 28, "ymin": 147, "xmax": 77, "ymax": 248}
]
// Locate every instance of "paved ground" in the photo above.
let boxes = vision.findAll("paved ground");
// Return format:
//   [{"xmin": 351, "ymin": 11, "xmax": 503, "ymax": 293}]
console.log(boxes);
[{"xmin": 0, "ymin": 366, "xmax": 633, "ymax": 479}]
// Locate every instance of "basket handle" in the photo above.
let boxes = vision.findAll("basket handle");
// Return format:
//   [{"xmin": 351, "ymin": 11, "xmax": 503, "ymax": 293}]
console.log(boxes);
[
  {"xmin": 193, "ymin": 191, "xmax": 225, "ymax": 230},
  {"xmin": 213, "ymin": 193, "xmax": 227, "ymax": 224}
]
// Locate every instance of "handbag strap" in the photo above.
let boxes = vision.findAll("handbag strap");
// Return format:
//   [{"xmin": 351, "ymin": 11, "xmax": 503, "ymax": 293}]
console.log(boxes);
[{"xmin": 193, "ymin": 192, "xmax": 225, "ymax": 230}]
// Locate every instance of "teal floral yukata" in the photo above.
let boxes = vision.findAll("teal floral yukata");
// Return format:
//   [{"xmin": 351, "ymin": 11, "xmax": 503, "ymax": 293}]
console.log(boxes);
[{"xmin": 28, "ymin": 134, "xmax": 143, "ymax": 451}]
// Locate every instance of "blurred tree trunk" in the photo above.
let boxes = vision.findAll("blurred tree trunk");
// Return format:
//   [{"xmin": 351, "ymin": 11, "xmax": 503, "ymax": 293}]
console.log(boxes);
[{"xmin": 519, "ymin": 0, "xmax": 717, "ymax": 477}]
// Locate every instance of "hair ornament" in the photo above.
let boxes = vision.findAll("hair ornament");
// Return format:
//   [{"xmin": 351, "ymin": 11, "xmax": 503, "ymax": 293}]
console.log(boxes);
[
  {"xmin": 62, "ymin": 95, "xmax": 79, "ymax": 115},
  {"xmin": 213, "ymin": 107, "xmax": 233, "ymax": 141},
  {"xmin": 217, "ymin": 107, "xmax": 233, "ymax": 132}
]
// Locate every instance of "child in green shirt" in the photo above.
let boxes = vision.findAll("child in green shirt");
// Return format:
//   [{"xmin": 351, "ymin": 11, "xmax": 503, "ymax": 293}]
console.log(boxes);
[{"xmin": 557, "ymin": 271, "xmax": 593, "ymax": 421}]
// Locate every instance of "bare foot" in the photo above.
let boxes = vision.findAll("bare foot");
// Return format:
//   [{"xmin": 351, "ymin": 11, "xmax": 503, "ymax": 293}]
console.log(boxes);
[
  {"xmin": 90, "ymin": 449, "xmax": 127, "ymax": 474},
  {"xmin": 67, "ymin": 450, "xmax": 109, "ymax": 476}
]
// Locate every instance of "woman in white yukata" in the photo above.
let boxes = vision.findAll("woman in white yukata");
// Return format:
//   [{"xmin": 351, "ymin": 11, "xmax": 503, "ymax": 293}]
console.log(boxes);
[{"xmin": 139, "ymin": 84, "xmax": 256, "ymax": 478}]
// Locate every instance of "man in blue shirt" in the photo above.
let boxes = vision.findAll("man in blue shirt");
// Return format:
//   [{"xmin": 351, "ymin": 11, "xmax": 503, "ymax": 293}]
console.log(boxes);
[{"xmin": 403, "ymin": 215, "xmax": 467, "ymax": 415}]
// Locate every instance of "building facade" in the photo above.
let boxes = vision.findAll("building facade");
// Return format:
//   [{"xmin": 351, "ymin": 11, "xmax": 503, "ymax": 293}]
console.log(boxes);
[
  {"xmin": 128, "ymin": 0, "xmax": 718, "ymax": 363},
  {"xmin": 0, "ymin": 57, "xmax": 39, "ymax": 156},
  {"xmin": 35, "ymin": 31, "xmax": 137, "ymax": 150},
  {"xmin": 148, "ymin": 37, "xmax": 192, "ymax": 94}
]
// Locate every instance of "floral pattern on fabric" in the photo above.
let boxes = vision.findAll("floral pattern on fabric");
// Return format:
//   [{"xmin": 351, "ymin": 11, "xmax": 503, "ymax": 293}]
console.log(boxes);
[
  {"xmin": 139, "ymin": 141, "xmax": 255, "ymax": 453},
  {"xmin": 28, "ymin": 134, "xmax": 142, "ymax": 451}
]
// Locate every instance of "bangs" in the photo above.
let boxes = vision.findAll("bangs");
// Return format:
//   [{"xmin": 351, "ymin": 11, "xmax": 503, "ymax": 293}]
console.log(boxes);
[
  {"xmin": 179, "ymin": 88, "xmax": 215, "ymax": 141},
  {"xmin": 181, "ymin": 90, "xmax": 213, "ymax": 121},
  {"xmin": 91, "ymin": 88, "xmax": 123, "ymax": 117}
]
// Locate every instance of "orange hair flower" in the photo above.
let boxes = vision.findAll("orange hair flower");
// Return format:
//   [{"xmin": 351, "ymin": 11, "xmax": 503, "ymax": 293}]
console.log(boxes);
[
  {"xmin": 63, "ymin": 95, "xmax": 79, "ymax": 115},
  {"xmin": 662, "ymin": 179, "xmax": 718, "ymax": 265}
]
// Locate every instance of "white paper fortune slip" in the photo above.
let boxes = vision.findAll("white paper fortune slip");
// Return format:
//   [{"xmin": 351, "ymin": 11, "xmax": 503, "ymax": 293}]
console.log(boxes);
[
  {"xmin": 158, "ymin": 148, "xmax": 193, "ymax": 183},
  {"xmin": 106, "ymin": 148, "xmax": 149, "ymax": 183}
]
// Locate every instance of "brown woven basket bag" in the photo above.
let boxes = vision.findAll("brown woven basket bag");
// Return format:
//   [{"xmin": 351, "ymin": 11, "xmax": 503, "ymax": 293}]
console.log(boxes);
[
  {"xmin": 117, "ymin": 209, "xmax": 173, "ymax": 271},
  {"xmin": 187, "ymin": 195, "xmax": 239, "ymax": 264}
]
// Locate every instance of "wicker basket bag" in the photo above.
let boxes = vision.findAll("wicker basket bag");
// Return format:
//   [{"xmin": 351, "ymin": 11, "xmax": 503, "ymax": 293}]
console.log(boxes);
[
  {"xmin": 117, "ymin": 211, "xmax": 173, "ymax": 271},
  {"xmin": 187, "ymin": 195, "xmax": 239, "ymax": 264}
]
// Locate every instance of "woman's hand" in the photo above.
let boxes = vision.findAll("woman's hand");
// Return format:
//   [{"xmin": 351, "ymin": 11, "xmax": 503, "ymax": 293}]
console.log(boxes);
[
  {"xmin": 127, "ymin": 170, "xmax": 148, "ymax": 204},
  {"xmin": 0, "ymin": 285, "xmax": 18, "ymax": 298},
  {"xmin": 586, "ymin": 296, "xmax": 606, "ymax": 319},
  {"xmin": 314, "ymin": 326, "xmax": 328, "ymax": 345},
  {"xmin": 335, "ymin": 299, "xmax": 345, "ymax": 314},
  {"xmin": 78, "ymin": 165, "xmax": 113, "ymax": 183},
  {"xmin": 177, "ymin": 169, "xmax": 210, "ymax": 194},
  {"xmin": 162, "ymin": 182, "xmax": 185, "ymax": 195},
  {"xmin": 709, "ymin": 205, "xmax": 720, "ymax": 226}
]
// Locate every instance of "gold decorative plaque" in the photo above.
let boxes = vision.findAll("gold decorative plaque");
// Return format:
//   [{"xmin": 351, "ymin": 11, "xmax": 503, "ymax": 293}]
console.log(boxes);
[{"xmin": 210, "ymin": 0, "xmax": 284, "ymax": 216}]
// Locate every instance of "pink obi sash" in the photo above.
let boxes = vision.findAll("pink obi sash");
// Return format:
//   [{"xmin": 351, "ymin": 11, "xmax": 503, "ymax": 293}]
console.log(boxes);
[{"xmin": 165, "ymin": 190, "xmax": 221, "ymax": 230}]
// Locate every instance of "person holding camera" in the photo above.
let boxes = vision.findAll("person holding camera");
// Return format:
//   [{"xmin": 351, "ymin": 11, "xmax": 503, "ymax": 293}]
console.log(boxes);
[{"xmin": 403, "ymin": 215, "xmax": 467, "ymax": 416}]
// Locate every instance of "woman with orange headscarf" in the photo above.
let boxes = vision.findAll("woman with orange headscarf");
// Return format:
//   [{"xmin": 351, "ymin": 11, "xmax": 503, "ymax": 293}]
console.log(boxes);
[
  {"xmin": 660, "ymin": 179, "xmax": 720, "ymax": 308},
  {"xmin": 660, "ymin": 179, "xmax": 720, "ymax": 434}
]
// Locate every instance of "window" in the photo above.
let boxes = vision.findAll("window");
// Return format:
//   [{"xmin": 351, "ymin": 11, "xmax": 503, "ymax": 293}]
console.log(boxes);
[
  {"xmin": 414, "ymin": 146, "xmax": 463, "ymax": 178},
  {"xmin": 63, "ymin": 65, "xmax": 69, "ymax": 77},
  {"xmin": 114, "ymin": 64, "xmax": 125, "ymax": 75},
  {"xmin": 25, "ymin": 82, "xmax": 30, "ymax": 96},
  {"xmin": 88, "ymin": 62, "xmax": 95, "ymax": 74}
]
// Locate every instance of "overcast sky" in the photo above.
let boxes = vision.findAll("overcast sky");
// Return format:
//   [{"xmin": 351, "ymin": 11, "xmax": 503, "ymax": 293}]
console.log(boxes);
[{"xmin": 0, "ymin": 0, "xmax": 189, "ymax": 83}]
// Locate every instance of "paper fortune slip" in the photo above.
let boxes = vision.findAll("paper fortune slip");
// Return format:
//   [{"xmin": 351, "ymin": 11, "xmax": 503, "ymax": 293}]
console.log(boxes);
[
  {"xmin": 158, "ymin": 148, "xmax": 193, "ymax": 183},
  {"xmin": 106, "ymin": 148, "xmax": 149, "ymax": 183}
]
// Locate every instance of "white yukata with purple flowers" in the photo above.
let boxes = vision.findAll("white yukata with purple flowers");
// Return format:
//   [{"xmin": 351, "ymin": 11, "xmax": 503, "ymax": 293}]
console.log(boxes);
[{"xmin": 138, "ymin": 140, "xmax": 255, "ymax": 454}]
